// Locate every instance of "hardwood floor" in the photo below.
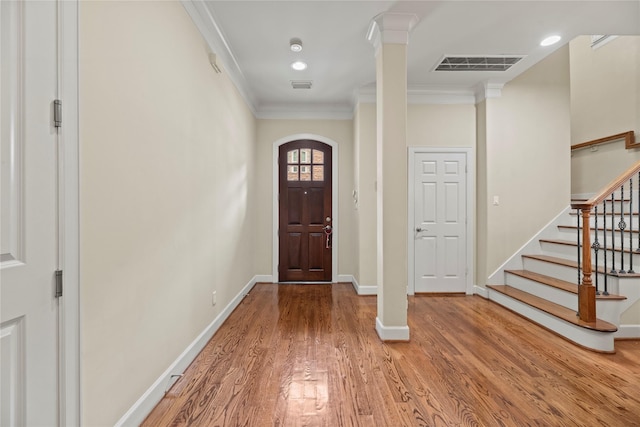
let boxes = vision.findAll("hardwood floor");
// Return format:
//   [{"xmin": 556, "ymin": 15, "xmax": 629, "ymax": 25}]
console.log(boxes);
[{"xmin": 142, "ymin": 283, "xmax": 640, "ymax": 427}]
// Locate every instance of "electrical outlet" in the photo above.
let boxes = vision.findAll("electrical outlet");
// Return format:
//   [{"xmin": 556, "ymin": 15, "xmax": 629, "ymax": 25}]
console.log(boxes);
[{"xmin": 212, "ymin": 291, "xmax": 217, "ymax": 306}]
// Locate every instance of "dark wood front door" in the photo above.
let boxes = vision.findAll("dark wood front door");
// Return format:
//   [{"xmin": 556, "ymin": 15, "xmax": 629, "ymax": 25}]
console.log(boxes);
[{"xmin": 279, "ymin": 140, "xmax": 332, "ymax": 282}]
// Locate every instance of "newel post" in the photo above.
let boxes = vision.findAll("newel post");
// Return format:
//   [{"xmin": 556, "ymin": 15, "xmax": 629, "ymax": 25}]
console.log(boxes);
[{"xmin": 579, "ymin": 208, "xmax": 596, "ymax": 322}]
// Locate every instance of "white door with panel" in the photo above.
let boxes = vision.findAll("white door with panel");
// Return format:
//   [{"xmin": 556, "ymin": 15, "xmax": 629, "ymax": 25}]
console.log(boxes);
[
  {"xmin": 414, "ymin": 152, "xmax": 467, "ymax": 293},
  {"xmin": 1, "ymin": 0, "xmax": 60, "ymax": 425}
]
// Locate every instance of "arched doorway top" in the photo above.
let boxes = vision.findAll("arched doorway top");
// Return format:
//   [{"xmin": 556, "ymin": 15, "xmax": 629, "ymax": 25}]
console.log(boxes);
[{"xmin": 272, "ymin": 133, "xmax": 339, "ymax": 150}]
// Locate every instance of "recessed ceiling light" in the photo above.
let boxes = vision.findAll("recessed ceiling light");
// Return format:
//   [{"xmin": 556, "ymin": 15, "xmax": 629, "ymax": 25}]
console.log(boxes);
[
  {"xmin": 540, "ymin": 35, "xmax": 561, "ymax": 47},
  {"xmin": 291, "ymin": 61, "xmax": 307, "ymax": 71},
  {"xmin": 290, "ymin": 38, "xmax": 303, "ymax": 52}
]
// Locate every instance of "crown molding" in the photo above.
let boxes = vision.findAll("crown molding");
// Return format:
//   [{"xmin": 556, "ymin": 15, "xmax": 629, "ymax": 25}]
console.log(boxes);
[
  {"xmin": 474, "ymin": 81, "xmax": 505, "ymax": 103},
  {"xmin": 354, "ymin": 85, "xmax": 377, "ymax": 105},
  {"xmin": 408, "ymin": 86, "xmax": 476, "ymax": 105},
  {"xmin": 182, "ymin": 1, "xmax": 492, "ymax": 118},
  {"xmin": 256, "ymin": 104, "xmax": 354, "ymax": 120},
  {"xmin": 181, "ymin": 0, "xmax": 257, "ymax": 115},
  {"xmin": 355, "ymin": 85, "xmax": 476, "ymax": 106}
]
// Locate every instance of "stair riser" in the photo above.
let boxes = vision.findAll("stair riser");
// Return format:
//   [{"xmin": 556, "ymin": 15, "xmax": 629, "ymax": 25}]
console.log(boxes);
[
  {"xmin": 557, "ymin": 228, "xmax": 640, "ymax": 249},
  {"xmin": 597, "ymin": 300, "xmax": 623, "ymax": 325},
  {"xmin": 522, "ymin": 258, "xmax": 623, "ymax": 294},
  {"xmin": 488, "ymin": 289, "xmax": 615, "ymax": 352},
  {"xmin": 540, "ymin": 241, "xmax": 640, "ymax": 271},
  {"xmin": 522, "ymin": 257, "xmax": 604, "ymax": 284},
  {"xmin": 505, "ymin": 273, "xmax": 578, "ymax": 310},
  {"xmin": 569, "ymin": 216, "xmax": 640, "ymax": 229}
]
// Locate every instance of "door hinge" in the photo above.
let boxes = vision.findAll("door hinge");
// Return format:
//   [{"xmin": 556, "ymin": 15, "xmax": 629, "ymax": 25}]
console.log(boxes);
[
  {"xmin": 54, "ymin": 99, "xmax": 62, "ymax": 128},
  {"xmin": 55, "ymin": 270, "xmax": 63, "ymax": 298}
]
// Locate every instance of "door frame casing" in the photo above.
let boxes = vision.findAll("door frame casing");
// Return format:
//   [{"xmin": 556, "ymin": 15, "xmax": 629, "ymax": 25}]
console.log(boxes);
[
  {"xmin": 272, "ymin": 134, "xmax": 338, "ymax": 283},
  {"xmin": 407, "ymin": 147, "xmax": 475, "ymax": 295},
  {"xmin": 58, "ymin": 0, "xmax": 81, "ymax": 424}
]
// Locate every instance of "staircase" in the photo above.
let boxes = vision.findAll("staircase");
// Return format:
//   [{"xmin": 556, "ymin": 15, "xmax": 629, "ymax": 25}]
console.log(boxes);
[{"xmin": 486, "ymin": 191, "xmax": 640, "ymax": 353}]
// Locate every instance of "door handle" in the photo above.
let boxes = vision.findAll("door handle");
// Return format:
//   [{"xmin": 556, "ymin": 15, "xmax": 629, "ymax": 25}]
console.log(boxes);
[
  {"xmin": 324, "ymin": 225, "xmax": 332, "ymax": 249},
  {"xmin": 416, "ymin": 227, "xmax": 427, "ymax": 232}
]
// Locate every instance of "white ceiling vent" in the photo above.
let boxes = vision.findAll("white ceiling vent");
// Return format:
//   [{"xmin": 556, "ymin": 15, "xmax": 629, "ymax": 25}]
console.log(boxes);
[
  {"xmin": 291, "ymin": 80, "xmax": 313, "ymax": 89},
  {"xmin": 434, "ymin": 55, "xmax": 525, "ymax": 72}
]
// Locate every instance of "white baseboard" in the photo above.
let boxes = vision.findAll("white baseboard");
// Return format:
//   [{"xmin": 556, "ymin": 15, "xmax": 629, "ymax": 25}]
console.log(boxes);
[
  {"xmin": 337, "ymin": 274, "xmax": 353, "ymax": 283},
  {"xmin": 114, "ymin": 276, "xmax": 259, "ymax": 427},
  {"xmin": 616, "ymin": 324, "xmax": 640, "ymax": 339},
  {"xmin": 340, "ymin": 274, "xmax": 377, "ymax": 295},
  {"xmin": 254, "ymin": 274, "xmax": 273, "ymax": 283},
  {"xmin": 474, "ymin": 285, "xmax": 489, "ymax": 299},
  {"xmin": 375, "ymin": 317, "xmax": 410, "ymax": 341},
  {"xmin": 356, "ymin": 285, "xmax": 378, "ymax": 295}
]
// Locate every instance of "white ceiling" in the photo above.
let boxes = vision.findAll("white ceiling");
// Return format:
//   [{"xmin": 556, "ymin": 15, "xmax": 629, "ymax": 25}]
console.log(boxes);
[{"xmin": 186, "ymin": 1, "xmax": 640, "ymax": 118}]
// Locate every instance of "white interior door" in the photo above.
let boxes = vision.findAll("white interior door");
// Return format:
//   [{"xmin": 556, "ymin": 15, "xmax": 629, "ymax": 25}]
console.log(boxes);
[
  {"xmin": 1, "ymin": 0, "xmax": 60, "ymax": 425},
  {"xmin": 413, "ymin": 152, "xmax": 467, "ymax": 293}
]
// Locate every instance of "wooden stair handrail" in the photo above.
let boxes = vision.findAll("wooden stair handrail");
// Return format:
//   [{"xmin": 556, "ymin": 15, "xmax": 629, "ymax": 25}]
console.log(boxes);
[
  {"xmin": 571, "ymin": 130, "xmax": 636, "ymax": 151},
  {"xmin": 571, "ymin": 159, "xmax": 640, "ymax": 210}
]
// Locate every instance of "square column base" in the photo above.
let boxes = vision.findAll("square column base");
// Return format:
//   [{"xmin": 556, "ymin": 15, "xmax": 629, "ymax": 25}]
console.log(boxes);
[{"xmin": 375, "ymin": 317, "xmax": 410, "ymax": 341}]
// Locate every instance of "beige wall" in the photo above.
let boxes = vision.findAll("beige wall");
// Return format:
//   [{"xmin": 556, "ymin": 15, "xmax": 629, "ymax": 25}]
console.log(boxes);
[
  {"xmin": 570, "ymin": 36, "xmax": 640, "ymax": 195},
  {"xmin": 408, "ymin": 104, "xmax": 476, "ymax": 148},
  {"xmin": 80, "ymin": 1, "xmax": 256, "ymax": 425},
  {"xmin": 478, "ymin": 46, "xmax": 571, "ymax": 284},
  {"xmin": 353, "ymin": 103, "xmax": 377, "ymax": 286},
  {"xmin": 255, "ymin": 119, "xmax": 356, "ymax": 277}
]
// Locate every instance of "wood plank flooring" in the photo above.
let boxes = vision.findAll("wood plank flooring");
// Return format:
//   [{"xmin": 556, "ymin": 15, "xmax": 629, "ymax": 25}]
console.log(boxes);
[{"xmin": 142, "ymin": 283, "xmax": 640, "ymax": 427}]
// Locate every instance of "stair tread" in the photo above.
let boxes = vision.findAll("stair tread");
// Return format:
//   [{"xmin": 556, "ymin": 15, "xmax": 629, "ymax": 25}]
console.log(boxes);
[
  {"xmin": 522, "ymin": 254, "xmax": 583, "ymax": 268},
  {"xmin": 522, "ymin": 254, "xmax": 640, "ymax": 277},
  {"xmin": 505, "ymin": 269, "xmax": 626, "ymax": 300},
  {"xmin": 487, "ymin": 284, "xmax": 617, "ymax": 332},
  {"xmin": 540, "ymin": 238, "xmax": 577, "ymax": 246}
]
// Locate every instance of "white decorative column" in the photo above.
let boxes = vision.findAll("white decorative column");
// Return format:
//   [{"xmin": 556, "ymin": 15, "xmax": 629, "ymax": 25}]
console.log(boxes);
[{"xmin": 367, "ymin": 13, "xmax": 418, "ymax": 341}]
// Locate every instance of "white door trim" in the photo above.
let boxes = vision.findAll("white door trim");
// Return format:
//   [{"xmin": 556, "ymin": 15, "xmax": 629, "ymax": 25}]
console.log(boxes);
[
  {"xmin": 272, "ymin": 134, "xmax": 338, "ymax": 283},
  {"xmin": 58, "ymin": 1, "xmax": 81, "ymax": 424},
  {"xmin": 407, "ymin": 147, "xmax": 475, "ymax": 295}
]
